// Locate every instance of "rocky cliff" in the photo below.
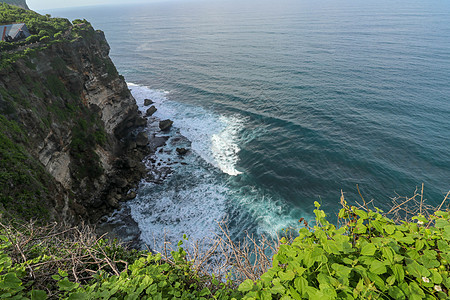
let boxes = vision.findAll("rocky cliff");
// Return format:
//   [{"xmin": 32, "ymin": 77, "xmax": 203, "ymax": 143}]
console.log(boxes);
[
  {"xmin": 0, "ymin": 20, "xmax": 149, "ymax": 223},
  {"xmin": 0, "ymin": 0, "xmax": 28, "ymax": 9}
]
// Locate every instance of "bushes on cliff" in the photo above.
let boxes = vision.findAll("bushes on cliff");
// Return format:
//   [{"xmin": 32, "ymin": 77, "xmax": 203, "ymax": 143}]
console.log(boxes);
[
  {"xmin": 0, "ymin": 116, "xmax": 52, "ymax": 221},
  {"xmin": 237, "ymin": 199, "xmax": 450, "ymax": 299},
  {"xmin": 0, "ymin": 4, "xmax": 96, "ymax": 68},
  {"xmin": 0, "ymin": 221, "xmax": 240, "ymax": 299},
  {"xmin": 0, "ymin": 3, "xmax": 71, "ymax": 39}
]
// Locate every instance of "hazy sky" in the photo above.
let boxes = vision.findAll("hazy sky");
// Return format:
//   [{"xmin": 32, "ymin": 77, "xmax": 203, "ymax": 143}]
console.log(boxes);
[{"xmin": 27, "ymin": 0, "xmax": 165, "ymax": 11}]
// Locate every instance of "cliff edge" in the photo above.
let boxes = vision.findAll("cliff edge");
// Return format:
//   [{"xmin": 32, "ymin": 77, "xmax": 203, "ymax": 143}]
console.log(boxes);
[{"xmin": 0, "ymin": 6, "xmax": 148, "ymax": 223}]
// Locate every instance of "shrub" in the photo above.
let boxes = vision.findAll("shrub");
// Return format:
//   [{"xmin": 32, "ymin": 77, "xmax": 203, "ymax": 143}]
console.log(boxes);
[
  {"xmin": 0, "ymin": 3, "xmax": 74, "ymax": 68},
  {"xmin": 238, "ymin": 199, "xmax": 450, "ymax": 299},
  {"xmin": 37, "ymin": 29, "xmax": 50, "ymax": 37},
  {"xmin": 0, "ymin": 40, "xmax": 15, "ymax": 51},
  {"xmin": 1, "ymin": 193, "xmax": 450, "ymax": 299},
  {"xmin": 54, "ymin": 32, "xmax": 62, "ymax": 39},
  {"xmin": 39, "ymin": 35, "xmax": 49, "ymax": 43},
  {"xmin": 25, "ymin": 34, "xmax": 39, "ymax": 43}
]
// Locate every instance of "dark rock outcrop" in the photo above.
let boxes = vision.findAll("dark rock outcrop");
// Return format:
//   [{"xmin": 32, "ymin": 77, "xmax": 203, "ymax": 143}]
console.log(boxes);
[
  {"xmin": 176, "ymin": 147, "xmax": 189, "ymax": 155},
  {"xmin": 144, "ymin": 99, "xmax": 154, "ymax": 106},
  {"xmin": 146, "ymin": 106, "xmax": 157, "ymax": 116},
  {"xmin": 0, "ymin": 22, "xmax": 148, "ymax": 223},
  {"xmin": 159, "ymin": 119, "xmax": 173, "ymax": 131},
  {"xmin": 136, "ymin": 132, "xmax": 149, "ymax": 147}
]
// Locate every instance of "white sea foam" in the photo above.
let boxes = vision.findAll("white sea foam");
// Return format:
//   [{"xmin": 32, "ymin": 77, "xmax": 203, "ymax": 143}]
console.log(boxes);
[
  {"xmin": 129, "ymin": 169, "xmax": 229, "ymax": 249},
  {"xmin": 125, "ymin": 83, "xmax": 307, "ymax": 250},
  {"xmin": 128, "ymin": 83, "xmax": 244, "ymax": 176},
  {"xmin": 212, "ymin": 116, "xmax": 243, "ymax": 176}
]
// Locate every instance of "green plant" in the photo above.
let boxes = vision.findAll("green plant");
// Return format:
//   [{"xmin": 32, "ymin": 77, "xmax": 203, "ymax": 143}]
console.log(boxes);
[
  {"xmin": 62, "ymin": 238, "xmax": 241, "ymax": 300},
  {"xmin": 45, "ymin": 74, "xmax": 73, "ymax": 100},
  {"xmin": 0, "ymin": 115, "xmax": 51, "ymax": 221},
  {"xmin": 0, "ymin": 222, "xmax": 241, "ymax": 299},
  {"xmin": 25, "ymin": 34, "xmax": 39, "ymax": 43},
  {"xmin": 38, "ymin": 35, "xmax": 49, "ymax": 43},
  {"xmin": 0, "ymin": 3, "xmax": 91, "ymax": 68},
  {"xmin": 238, "ymin": 197, "xmax": 450, "ymax": 299}
]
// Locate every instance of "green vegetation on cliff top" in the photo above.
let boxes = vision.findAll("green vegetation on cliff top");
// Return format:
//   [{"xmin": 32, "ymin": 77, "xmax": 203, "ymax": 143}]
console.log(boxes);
[{"xmin": 0, "ymin": 3, "xmax": 95, "ymax": 69}]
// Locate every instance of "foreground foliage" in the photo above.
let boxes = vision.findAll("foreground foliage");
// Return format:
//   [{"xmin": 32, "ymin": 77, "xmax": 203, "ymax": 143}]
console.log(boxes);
[
  {"xmin": 239, "ymin": 198, "xmax": 450, "ymax": 299},
  {"xmin": 1, "ymin": 193, "xmax": 450, "ymax": 299}
]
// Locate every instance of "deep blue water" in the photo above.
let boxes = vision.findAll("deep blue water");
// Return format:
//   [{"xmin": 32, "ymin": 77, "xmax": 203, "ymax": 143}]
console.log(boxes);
[{"xmin": 49, "ymin": 0, "xmax": 450, "ymax": 248}]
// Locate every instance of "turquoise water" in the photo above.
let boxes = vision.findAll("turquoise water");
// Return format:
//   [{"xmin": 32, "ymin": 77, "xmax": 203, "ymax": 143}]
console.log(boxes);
[{"xmin": 50, "ymin": 0, "xmax": 450, "ymax": 247}]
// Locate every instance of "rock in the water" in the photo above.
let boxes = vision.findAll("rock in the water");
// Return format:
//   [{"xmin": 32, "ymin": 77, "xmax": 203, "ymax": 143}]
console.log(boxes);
[
  {"xmin": 144, "ymin": 99, "xmax": 154, "ymax": 106},
  {"xmin": 159, "ymin": 119, "xmax": 173, "ymax": 131},
  {"xmin": 176, "ymin": 147, "xmax": 189, "ymax": 155},
  {"xmin": 146, "ymin": 106, "xmax": 157, "ymax": 116},
  {"xmin": 136, "ymin": 132, "xmax": 149, "ymax": 147}
]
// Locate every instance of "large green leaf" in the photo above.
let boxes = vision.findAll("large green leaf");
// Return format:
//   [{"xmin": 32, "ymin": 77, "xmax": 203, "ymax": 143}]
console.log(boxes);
[
  {"xmin": 278, "ymin": 270, "xmax": 295, "ymax": 282},
  {"xmin": 391, "ymin": 264, "xmax": 405, "ymax": 282},
  {"xmin": 361, "ymin": 244, "xmax": 376, "ymax": 256},
  {"xmin": 270, "ymin": 278, "xmax": 285, "ymax": 294},
  {"xmin": 370, "ymin": 260, "xmax": 387, "ymax": 275},
  {"xmin": 355, "ymin": 209, "xmax": 368, "ymax": 219},
  {"xmin": 332, "ymin": 263, "xmax": 352, "ymax": 278},
  {"xmin": 371, "ymin": 220, "xmax": 383, "ymax": 233},
  {"xmin": 30, "ymin": 290, "xmax": 47, "ymax": 300},
  {"xmin": 437, "ymin": 240, "xmax": 449, "ymax": 252},
  {"xmin": 384, "ymin": 224, "xmax": 396, "ymax": 235},
  {"xmin": 435, "ymin": 219, "xmax": 449, "ymax": 228},
  {"xmin": 368, "ymin": 272, "xmax": 387, "ymax": 291},
  {"xmin": 381, "ymin": 247, "xmax": 394, "ymax": 264},
  {"xmin": 294, "ymin": 277, "xmax": 309, "ymax": 297},
  {"xmin": 443, "ymin": 226, "xmax": 450, "ymax": 240},
  {"xmin": 388, "ymin": 286, "xmax": 405, "ymax": 300},
  {"xmin": 0, "ymin": 273, "xmax": 22, "ymax": 289},
  {"xmin": 67, "ymin": 292, "xmax": 87, "ymax": 300},
  {"xmin": 406, "ymin": 259, "xmax": 430, "ymax": 279},
  {"xmin": 430, "ymin": 269, "xmax": 443, "ymax": 284}
]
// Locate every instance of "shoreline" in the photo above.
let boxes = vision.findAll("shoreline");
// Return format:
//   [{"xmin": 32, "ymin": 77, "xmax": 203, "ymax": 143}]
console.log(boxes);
[{"xmin": 96, "ymin": 96, "xmax": 175, "ymax": 250}]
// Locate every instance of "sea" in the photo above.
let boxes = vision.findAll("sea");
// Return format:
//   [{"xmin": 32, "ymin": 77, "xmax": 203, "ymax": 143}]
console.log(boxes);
[{"xmin": 47, "ymin": 0, "xmax": 450, "ymax": 250}]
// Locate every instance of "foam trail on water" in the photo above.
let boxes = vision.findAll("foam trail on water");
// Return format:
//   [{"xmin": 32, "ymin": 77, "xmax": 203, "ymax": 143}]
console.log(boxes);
[
  {"xmin": 128, "ymin": 83, "xmax": 244, "ymax": 176},
  {"xmin": 126, "ymin": 83, "xmax": 307, "ymax": 250},
  {"xmin": 212, "ymin": 116, "xmax": 243, "ymax": 176}
]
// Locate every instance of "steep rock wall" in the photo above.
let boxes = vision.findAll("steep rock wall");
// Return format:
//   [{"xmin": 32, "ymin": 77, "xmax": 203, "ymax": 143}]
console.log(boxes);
[{"xmin": 0, "ymin": 25, "xmax": 148, "ymax": 223}]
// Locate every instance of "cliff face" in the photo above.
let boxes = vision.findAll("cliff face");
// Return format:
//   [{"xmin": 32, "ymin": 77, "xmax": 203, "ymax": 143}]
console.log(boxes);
[
  {"xmin": 0, "ymin": 25, "xmax": 148, "ymax": 223},
  {"xmin": 1, "ymin": 0, "xmax": 28, "ymax": 9}
]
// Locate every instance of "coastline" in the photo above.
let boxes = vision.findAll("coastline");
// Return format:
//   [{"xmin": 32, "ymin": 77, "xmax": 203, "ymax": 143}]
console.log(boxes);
[{"xmin": 96, "ymin": 91, "xmax": 175, "ymax": 249}]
